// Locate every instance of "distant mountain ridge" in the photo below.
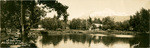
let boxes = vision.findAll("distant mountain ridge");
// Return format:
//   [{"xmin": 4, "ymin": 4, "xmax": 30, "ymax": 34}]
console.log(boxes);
[{"xmin": 78, "ymin": 8, "xmax": 130, "ymax": 22}]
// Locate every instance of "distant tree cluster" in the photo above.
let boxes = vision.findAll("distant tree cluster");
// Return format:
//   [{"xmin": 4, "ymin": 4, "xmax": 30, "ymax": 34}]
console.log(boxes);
[
  {"xmin": 101, "ymin": 16, "xmax": 115, "ymax": 30},
  {"xmin": 93, "ymin": 18, "xmax": 102, "ymax": 24},
  {"xmin": 68, "ymin": 16, "xmax": 129, "ymax": 30},
  {"xmin": 40, "ymin": 17, "xmax": 67, "ymax": 30},
  {"xmin": 101, "ymin": 16, "xmax": 130, "ymax": 31},
  {"xmin": 113, "ymin": 20, "xmax": 130, "ymax": 31},
  {"xmin": 69, "ymin": 17, "xmax": 103, "ymax": 30},
  {"xmin": 69, "ymin": 19, "xmax": 91, "ymax": 30},
  {"xmin": 100, "ymin": 8, "xmax": 150, "ymax": 33}
]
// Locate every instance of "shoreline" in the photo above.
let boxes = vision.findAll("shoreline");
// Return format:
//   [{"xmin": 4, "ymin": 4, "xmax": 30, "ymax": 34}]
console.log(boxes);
[{"xmin": 30, "ymin": 30, "xmax": 148, "ymax": 35}]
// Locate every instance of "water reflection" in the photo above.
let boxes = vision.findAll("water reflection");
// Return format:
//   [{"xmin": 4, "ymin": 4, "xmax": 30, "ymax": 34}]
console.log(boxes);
[
  {"xmin": 129, "ymin": 33, "xmax": 149, "ymax": 48},
  {"xmin": 41, "ymin": 35, "xmax": 63, "ymax": 46},
  {"xmin": 35, "ymin": 34, "xmax": 149, "ymax": 48}
]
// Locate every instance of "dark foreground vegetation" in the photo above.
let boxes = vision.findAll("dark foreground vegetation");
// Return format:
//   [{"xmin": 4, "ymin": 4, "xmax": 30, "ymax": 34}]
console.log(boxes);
[{"xmin": 1, "ymin": 0, "xmax": 68, "ymax": 47}]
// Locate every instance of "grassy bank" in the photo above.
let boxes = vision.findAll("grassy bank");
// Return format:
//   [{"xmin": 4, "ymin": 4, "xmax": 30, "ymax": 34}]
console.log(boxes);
[{"xmin": 29, "ymin": 29, "xmax": 141, "ymax": 36}]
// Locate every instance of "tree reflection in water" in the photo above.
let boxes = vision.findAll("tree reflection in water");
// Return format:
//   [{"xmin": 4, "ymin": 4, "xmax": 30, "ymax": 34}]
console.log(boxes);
[
  {"xmin": 41, "ymin": 34, "xmax": 63, "ymax": 46},
  {"xmin": 39, "ymin": 34, "xmax": 149, "ymax": 48},
  {"xmin": 129, "ymin": 33, "xmax": 149, "ymax": 48}
]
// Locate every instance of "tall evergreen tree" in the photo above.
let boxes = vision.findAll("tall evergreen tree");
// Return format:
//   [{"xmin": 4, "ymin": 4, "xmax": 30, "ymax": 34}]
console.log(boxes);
[{"xmin": 129, "ymin": 8, "xmax": 150, "ymax": 32}]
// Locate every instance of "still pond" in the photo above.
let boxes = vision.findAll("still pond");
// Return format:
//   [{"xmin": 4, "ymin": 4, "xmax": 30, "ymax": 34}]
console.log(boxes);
[{"xmin": 30, "ymin": 33, "xmax": 149, "ymax": 48}]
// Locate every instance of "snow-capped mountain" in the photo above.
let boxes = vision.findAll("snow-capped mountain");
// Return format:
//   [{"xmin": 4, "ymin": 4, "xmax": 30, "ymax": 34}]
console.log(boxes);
[
  {"xmin": 90, "ymin": 8, "xmax": 129, "ymax": 16},
  {"xmin": 79, "ymin": 8, "xmax": 130, "ymax": 22}
]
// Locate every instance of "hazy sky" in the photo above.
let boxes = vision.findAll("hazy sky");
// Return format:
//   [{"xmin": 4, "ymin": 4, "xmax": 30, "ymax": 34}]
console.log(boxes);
[{"xmin": 45, "ymin": 0, "xmax": 150, "ymax": 20}]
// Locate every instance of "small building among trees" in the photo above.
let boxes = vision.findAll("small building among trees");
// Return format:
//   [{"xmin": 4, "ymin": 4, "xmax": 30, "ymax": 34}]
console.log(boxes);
[{"xmin": 89, "ymin": 23, "xmax": 103, "ymax": 30}]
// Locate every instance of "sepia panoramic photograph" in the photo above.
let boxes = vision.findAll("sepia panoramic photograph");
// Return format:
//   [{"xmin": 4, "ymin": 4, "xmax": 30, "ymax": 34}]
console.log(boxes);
[{"xmin": 0, "ymin": 0, "xmax": 150, "ymax": 48}]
